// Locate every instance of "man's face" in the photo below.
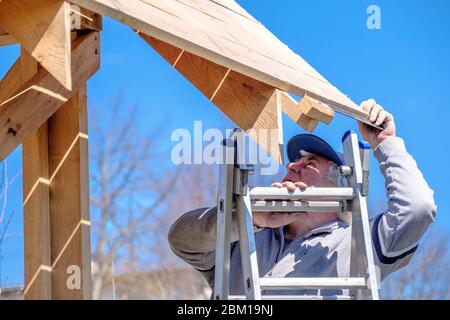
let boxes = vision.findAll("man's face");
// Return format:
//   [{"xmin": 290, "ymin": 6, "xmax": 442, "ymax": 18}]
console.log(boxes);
[{"xmin": 282, "ymin": 154, "xmax": 336, "ymax": 187}]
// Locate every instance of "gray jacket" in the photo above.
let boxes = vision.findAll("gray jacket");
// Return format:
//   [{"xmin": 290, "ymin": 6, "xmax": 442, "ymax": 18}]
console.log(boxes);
[{"xmin": 168, "ymin": 137, "xmax": 436, "ymax": 296}]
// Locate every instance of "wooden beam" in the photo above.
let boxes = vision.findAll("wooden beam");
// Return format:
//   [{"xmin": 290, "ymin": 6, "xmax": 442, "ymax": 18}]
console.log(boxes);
[
  {"xmin": 0, "ymin": 0, "xmax": 72, "ymax": 89},
  {"xmin": 21, "ymin": 49, "xmax": 52, "ymax": 300},
  {"xmin": 298, "ymin": 95, "xmax": 335, "ymax": 125},
  {"xmin": 139, "ymin": 33, "xmax": 284, "ymax": 162},
  {"xmin": 280, "ymin": 92, "xmax": 319, "ymax": 132},
  {"xmin": 47, "ymin": 83, "xmax": 92, "ymax": 299},
  {"xmin": 0, "ymin": 31, "xmax": 100, "ymax": 161}
]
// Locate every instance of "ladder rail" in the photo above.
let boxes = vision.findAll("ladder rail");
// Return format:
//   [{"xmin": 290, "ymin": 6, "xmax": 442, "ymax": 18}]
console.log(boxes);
[
  {"xmin": 213, "ymin": 139, "xmax": 235, "ymax": 300},
  {"xmin": 259, "ymin": 277, "xmax": 367, "ymax": 290},
  {"xmin": 343, "ymin": 132, "xmax": 379, "ymax": 300}
]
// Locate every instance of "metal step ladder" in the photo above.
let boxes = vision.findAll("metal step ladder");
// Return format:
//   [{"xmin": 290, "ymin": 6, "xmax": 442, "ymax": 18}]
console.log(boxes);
[{"xmin": 213, "ymin": 129, "xmax": 379, "ymax": 300}]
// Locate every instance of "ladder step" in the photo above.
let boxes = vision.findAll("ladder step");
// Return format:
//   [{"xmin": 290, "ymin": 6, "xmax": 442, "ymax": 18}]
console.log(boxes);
[
  {"xmin": 249, "ymin": 187, "xmax": 355, "ymax": 201},
  {"xmin": 229, "ymin": 295, "xmax": 353, "ymax": 300},
  {"xmin": 251, "ymin": 200, "xmax": 343, "ymax": 213},
  {"xmin": 259, "ymin": 277, "xmax": 367, "ymax": 290}
]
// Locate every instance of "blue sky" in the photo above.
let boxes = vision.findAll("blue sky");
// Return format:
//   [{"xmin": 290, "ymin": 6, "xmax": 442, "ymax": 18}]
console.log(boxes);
[{"xmin": 0, "ymin": 0, "xmax": 449, "ymax": 287}]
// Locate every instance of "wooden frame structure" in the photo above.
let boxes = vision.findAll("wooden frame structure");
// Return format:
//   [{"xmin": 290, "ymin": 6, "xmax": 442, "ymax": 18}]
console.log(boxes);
[{"xmin": 0, "ymin": 0, "xmax": 373, "ymax": 300}]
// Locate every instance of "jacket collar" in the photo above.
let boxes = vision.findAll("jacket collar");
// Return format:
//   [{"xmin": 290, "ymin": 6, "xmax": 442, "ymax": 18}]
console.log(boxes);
[
  {"xmin": 303, "ymin": 220, "xmax": 344, "ymax": 239},
  {"xmin": 276, "ymin": 219, "xmax": 347, "ymax": 240}
]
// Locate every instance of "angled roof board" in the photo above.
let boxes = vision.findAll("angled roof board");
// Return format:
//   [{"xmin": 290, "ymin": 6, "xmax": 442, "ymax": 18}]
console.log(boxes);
[{"xmin": 70, "ymin": 0, "xmax": 372, "ymax": 125}]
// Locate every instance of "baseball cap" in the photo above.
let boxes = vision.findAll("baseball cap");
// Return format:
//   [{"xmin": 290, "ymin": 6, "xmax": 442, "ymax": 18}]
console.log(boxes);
[{"xmin": 286, "ymin": 134, "xmax": 344, "ymax": 166}]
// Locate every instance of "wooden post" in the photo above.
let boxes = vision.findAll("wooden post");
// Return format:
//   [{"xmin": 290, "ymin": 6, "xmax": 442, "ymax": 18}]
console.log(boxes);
[
  {"xmin": 21, "ymin": 48, "xmax": 52, "ymax": 300},
  {"xmin": 47, "ymin": 83, "xmax": 92, "ymax": 299},
  {"xmin": 20, "ymin": 41, "xmax": 93, "ymax": 299},
  {"xmin": 22, "ymin": 83, "xmax": 92, "ymax": 300}
]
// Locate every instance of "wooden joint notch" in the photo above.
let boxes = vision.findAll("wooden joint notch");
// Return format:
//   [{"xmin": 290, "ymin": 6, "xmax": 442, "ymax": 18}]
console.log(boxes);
[
  {"xmin": 298, "ymin": 95, "xmax": 335, "ymax": 125},
  {"xmin": 70, "ymin": 5, "xmax": 103, "ymax": 32},
  {"xmin": 280, "ymin": 92, "xmax": 318, "ymax": 132}
]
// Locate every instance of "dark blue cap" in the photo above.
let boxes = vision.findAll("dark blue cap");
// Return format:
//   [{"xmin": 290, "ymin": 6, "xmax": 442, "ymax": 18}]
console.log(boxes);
[{"xmin": 286, "ymin": 134, "xmax": 344, "ymax": 166}]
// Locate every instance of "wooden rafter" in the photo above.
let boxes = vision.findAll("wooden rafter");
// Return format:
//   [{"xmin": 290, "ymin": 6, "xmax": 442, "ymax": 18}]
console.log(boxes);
[
  {"xmin": 0, "ymin": 0, "xmax": 72, "ymax": 89},
  {"xmin": 139, "ymin": 32, "xmax": 286, "ymax": 162}
]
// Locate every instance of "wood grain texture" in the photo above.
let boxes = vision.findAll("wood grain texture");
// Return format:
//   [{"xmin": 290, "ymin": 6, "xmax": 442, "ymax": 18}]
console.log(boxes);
[
  {"xmin": 211, "ymin": 70, "xmax": 283, "ymax": 162},
  {"xmin": 0, "ymin": 32, "xmax": 100, "ymax": 161},
  {"xmin": 48, "ymin": 83, "xmax": 92, "ymax": 299},
  {"xmin": 0, "ymin": 34, "xmax": 17, "ymax": 46},
  {"xmin": 299, "ymin": 95, "xmax": 335, "ymax": 125},
  {"xmin": 21, "ymin": 49, "xmax": 52, "ymax": 300},
  {"xmin": 71, "ymin": 0, "xmax": 373, "ymax": 125},
  {"xmin": 22, "ymin": 36, "xmax": 93, "ymax": 299},
  {"xmin": 0, "ymin": 0, "xmax": 72, "ymax": 89},
  {"xmin": 0, "ymin": 25, "xmax": 17, "ymax": 46},
  {"xmin": 280, "ymin": 91, "xmax": 318, "ymax": 132}
]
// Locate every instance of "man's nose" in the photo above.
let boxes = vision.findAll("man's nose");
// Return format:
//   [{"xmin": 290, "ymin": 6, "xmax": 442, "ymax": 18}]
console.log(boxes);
[{"xmin": 286, "ymin": 162, "xmax": 302, "ymax": 172}]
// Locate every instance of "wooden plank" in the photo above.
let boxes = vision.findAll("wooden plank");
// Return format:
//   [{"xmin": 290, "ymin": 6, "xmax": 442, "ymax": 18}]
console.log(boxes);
[
  {"xmin": 299, "ymin": 95, "xmax": 335, "ymax": 125},
  {"xmin": 71, "ymin": 0, "xmax": 375, "ymax": 126},
  {"xmin": 139, "ymin": 33, "xmax": 182, "ymax": 65},
  {"xmin": 48, "ymin": 83, "xmax": 92, "ymax": 299},
  {"xmin": 0, "ymin": 31, "xmax": 100, "ymax": 161},
  {"xmin": 21, "ymin": 48, "xmax": 52, "ymax": 300},
  {"xmin": 280, "ymin": 92, "xmax": 318, "ymax": 132},
  {"xmin": 0, "ymin": 0, "xmax": 72, "ymax": 89},
  {"xmin": 209, "ymin": 0, "xmax": 259, "ymax": 23}
]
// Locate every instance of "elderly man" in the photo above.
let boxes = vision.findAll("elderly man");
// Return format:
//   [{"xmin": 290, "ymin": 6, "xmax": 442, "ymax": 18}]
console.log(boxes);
[{"xmin": 168, "ymin": 99, "xmax": 436, "ymax": 297}]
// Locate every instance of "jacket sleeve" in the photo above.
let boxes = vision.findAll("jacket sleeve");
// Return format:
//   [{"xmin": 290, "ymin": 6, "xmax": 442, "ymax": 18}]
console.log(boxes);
[
  {"xmin": 370, "ymin": 136, "xmax": 437, "ymax": 280},
  {"xmin": 167, "ymin": 206, "xmax": 243, "ymax": 281}
]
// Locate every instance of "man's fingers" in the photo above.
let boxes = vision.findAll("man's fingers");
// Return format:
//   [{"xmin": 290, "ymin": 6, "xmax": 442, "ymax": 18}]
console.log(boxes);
[
  {"xmin": 361, "ymin": 99, "xmax": 376, "ymax": 112},
  {"xmin": 369, "ymin": 104, "xmax": 383, "ymax": 122},
  {"xmin": 271, "ymin": 182, "xmax": 283, "ymax": 188},
  {"xmin": 283, "ymin": 181, "xmax": 297, "ymax": 191},
  {"xmin": 294, "ymin": 182, "xmax": 308, "ymax": 190},
  {"xmin": 375, "ymin": 110, "xmax": 387, "ymax": 126}
]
